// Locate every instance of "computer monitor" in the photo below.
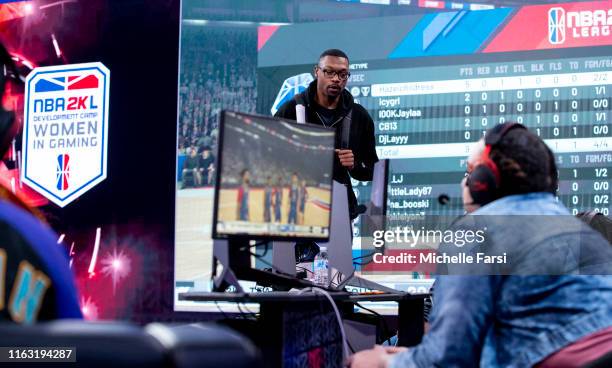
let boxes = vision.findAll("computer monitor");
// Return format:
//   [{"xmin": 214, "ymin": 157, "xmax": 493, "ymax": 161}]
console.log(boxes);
[
  {"xmin": 358, "ymin": 159, "xmax": 389, "ymax": 241},
  {"xmin": 212, "ymin": 110, "xmax": 336, "ymax": 241},
  {"xmin": 366, "ymin": 160, "xmax": 389, "ymax": 217}
]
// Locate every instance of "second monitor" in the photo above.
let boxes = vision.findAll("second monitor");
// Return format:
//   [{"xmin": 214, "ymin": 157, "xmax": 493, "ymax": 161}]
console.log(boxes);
[{"xmin": 213, "ymin": 111, "xmax": 336, "ymax": 241}]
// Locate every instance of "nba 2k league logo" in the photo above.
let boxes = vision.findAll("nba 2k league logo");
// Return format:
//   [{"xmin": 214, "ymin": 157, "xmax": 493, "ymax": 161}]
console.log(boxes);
[
  {"xmin": 548, "ymin": 8, "xmax": 566, "ymax": 44},
  {"xmin": 548, "ymin": 6, "xmax": 612, "ymax": 45},
  {"xmin": 22, "ymin": 62, "xmax": 110, "ymax": 207}
]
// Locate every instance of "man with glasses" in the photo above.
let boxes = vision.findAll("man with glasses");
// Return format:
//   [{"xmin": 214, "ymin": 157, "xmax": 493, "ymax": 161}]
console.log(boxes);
[{"xmin": 275, "ymin": 49, "xmax": 378, "ymax": 222}]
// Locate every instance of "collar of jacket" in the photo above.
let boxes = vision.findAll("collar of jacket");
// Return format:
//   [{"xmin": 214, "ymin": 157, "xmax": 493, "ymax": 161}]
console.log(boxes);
[{"xmin": 302, "ymin": 79, "xmax": 354, "ymax": 113}]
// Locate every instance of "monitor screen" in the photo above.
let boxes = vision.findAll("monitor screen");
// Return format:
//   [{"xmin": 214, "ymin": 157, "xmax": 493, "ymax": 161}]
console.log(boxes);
[
  {"xmin": 175, "ymin": 0, "xmax": 611, "ymax": 307},
  {"xmin": 256, "ymin": 2, "xmax": 612, "ymax": 286},
  {"xmin": 212, "ymin": 111, "xmax": 335, "ymax": 240}
]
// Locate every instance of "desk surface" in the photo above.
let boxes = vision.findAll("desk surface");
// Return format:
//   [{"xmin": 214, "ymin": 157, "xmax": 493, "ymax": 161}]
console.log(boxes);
[{"xmin": 179, "ymin": 291, "xmax": 429, "ymax": 303}]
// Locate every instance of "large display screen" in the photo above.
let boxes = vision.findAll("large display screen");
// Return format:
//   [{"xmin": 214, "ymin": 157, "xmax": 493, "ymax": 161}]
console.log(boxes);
[
  {"xmin": 175, "ymin": 1, "xmax": 612, "ymax": 307},
  {"xmin": 257, "ymin": 1, "xmax": 611, "ymax": 284}
]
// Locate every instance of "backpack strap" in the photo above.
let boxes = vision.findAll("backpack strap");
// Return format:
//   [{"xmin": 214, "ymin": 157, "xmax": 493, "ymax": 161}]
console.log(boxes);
[{"xmin": 340, "ymin": 108, "xmax": 353, "ymax": 149}]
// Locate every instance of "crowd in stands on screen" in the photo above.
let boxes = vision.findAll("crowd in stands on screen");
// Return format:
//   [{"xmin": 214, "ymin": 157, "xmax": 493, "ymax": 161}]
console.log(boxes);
[
  {"xmin": 181, "ymin": 146, "xmax": 215, "ymax": 188},
  {"xmin": 181, "ymin": 147, "xmax": 201, "ymax": 188},
  {"xmin": 177, "ymin": 28, "xmax": 257, "ymax": 180},
  {"xmin": 199, "ymin": 148, "xmax": 215, "ymax": 185}
]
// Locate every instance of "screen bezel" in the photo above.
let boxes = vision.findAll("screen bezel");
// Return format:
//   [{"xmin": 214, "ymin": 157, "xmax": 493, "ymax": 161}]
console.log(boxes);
[{"xmin": 212, "ymin": 110, "xmax": 336, "ymax": 242}]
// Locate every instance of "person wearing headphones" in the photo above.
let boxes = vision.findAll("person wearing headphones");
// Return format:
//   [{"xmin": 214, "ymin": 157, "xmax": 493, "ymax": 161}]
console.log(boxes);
[
  {"xmin": 349, "ymin": 123, "xmax": 612, "ymax": 367},
  {"xmin": 0, "ymin": 43, "xmax": 81, "ymax": 323}
]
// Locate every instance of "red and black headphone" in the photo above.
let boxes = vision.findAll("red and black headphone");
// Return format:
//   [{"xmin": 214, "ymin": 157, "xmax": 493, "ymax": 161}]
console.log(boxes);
[{"xmin": 466, "ymin": 122, "xmax": 527, "ymax": 206}]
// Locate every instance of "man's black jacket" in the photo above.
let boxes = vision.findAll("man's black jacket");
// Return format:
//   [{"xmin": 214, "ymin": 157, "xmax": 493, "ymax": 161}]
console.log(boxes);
[{"xmin": 274, "ymin": 80, "xmax": 378, "ymax": 218}]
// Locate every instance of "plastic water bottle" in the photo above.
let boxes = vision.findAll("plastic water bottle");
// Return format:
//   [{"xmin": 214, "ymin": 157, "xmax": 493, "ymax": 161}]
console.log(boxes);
[{"xmin": 313, "ymin": 246, "xmax": 329, "ymax": 287}]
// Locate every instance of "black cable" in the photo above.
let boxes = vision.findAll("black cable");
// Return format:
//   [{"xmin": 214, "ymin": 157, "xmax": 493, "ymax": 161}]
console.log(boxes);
[
  {"xmin": 296, "ymin": 265, "xmax": 314, "ymax": 275},
  {"xmin": 238, "ymin": 240, "xmax": 269, "ymax": 253},
  {"xmin": 235, "ymin": 303, "xmax": 248, "ymax": 320},
  {"xmin": 249, "ymin": 250, "xmax": 301, "ymax": 280},
  {"xmin": 249, "ymin": 250, "xmax": 270, "ymax": 264},
  {"xmin": 331, "ymin": 271, "xmax": 340, "ymax": 288},
  {"xmin": 352, "ymin": 251, "xmax": 377, "ymax": 266},
  {"xmin": 353, "ymin": 260, "xmax": 374, "ymax": 266},
  {"xmin": 215, "ymin": 297, "xmax": 258, "ymax": 320},
  {"xmin": 331, "ymin": 270, "xmax": 345, "ymax": 288},
  {"xmin": 214, "ymin": 301, "xmax": 230, "ymax": 320},
  {"xmin": 352, "ymin": 252, "xmax": 376, "ymax": 261},
  {"xmin": 236, "ymin": 303, "xmax": 257, "ymax": 320},
  {"xmin": 258, "ymin": 241, "xmax": 270, "ymax": 258},
  {"xmin": 240, "ymin": 302, "xmax": 259, "ymax": 317},
  {"xmin": 347, "ymin": 338, "xmax": 356, "ymax": 354},
  {"xmin": 354, "ymin": 302, "xmax": 393, "ymax": 345}
]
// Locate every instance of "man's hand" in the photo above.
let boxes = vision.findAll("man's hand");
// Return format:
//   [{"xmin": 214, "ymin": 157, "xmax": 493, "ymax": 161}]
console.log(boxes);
[
  {"xmin": 346, "ymin": 345, "xmax": 408, "ymax": 368},
  {"xmin": 336, "ymin": 149, "xmax": 355, "ymax": 170}
]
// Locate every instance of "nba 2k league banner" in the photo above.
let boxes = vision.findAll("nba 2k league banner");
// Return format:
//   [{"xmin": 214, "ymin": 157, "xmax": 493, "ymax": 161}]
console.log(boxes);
[{"xmin": 22, "ymin": 62, "xmax": 110, "ymax": 207}]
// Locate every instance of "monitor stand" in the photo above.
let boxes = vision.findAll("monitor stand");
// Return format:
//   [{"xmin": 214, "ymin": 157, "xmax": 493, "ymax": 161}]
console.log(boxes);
[
  {"xmin": 265, "ymin": 180, "xmax": 354, "ymax": 288},
  {"xmin": 212, "ymin": 238, "xmax": 312, "ymax": 292},
  {"xmin": 271, "ymin": 241, "xmax": 295, "ymax": 276},
  {"xmin": 319, "ymin": 180, "xmax": 355, "ymax": 286},
  {"xmin": 320, "ymin": 181, "xmax": 398, "ymax": 293}
]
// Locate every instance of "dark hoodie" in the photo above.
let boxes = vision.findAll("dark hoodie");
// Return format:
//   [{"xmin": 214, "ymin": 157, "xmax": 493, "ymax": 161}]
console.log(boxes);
[{"xmin": 274, "ymin": 80, "xmax": 378, "ymax": 219}]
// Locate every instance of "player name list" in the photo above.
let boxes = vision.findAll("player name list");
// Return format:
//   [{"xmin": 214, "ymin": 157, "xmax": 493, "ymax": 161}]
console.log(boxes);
[{"xmin": 351, "ymin": 55, "xmax": 611, "ymax": 217}]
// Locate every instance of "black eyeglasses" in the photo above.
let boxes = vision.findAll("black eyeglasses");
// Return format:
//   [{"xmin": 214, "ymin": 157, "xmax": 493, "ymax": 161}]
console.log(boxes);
[{"xmin": 318, "ymin": 67, "xmax": 350, "ymax": 81}]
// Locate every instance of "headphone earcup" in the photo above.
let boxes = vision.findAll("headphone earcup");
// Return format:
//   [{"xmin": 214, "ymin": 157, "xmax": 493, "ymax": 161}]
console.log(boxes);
[{"xmin": 467, "ymin": 160, "xmax": 499, "ymax": 206}]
